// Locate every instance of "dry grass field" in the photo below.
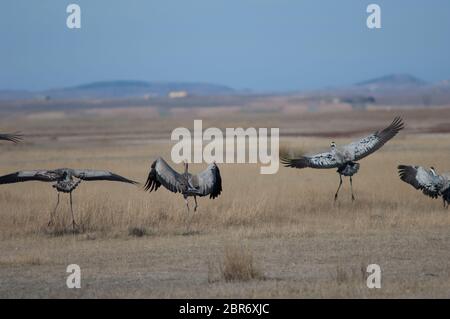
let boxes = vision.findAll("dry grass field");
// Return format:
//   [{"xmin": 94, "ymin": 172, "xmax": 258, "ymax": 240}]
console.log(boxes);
[{"xmin": 0, "ymin": 107, "xmax": 449, "ymax": 298}]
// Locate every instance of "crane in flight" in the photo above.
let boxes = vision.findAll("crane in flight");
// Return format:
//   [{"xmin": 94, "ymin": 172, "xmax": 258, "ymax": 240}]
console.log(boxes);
[
  {"xmin": 398, "ymin": 165, "xmax": 449, "ymax": 209},
  {"xmin": 281, "ymin": 117, "xmax": 404, "ymax": 201},
  {"xmin": 144, "ymin": 157, "xmax": 222, "ymax": 213},
  {"xmin": 0, "ymin": 168, "xmax": 138, "ymax": 230}
]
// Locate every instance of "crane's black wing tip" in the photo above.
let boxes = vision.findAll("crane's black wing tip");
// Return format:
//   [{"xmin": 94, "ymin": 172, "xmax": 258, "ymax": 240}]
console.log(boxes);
[
  {"xmin": 0, "ymin": 172, "xmax": 20, "ymax": 184},
  {"xmin": 397, "ymin": 164, "xmax": 412, "ymax": 179},
  {"xmin": 280, "ymin": 156, "xmax": 308, "ymax": 169},
  {"xmin": 280, "ymin": 156, "xmax": 292, "ymax": 167},
  {"xmin": 209, "ymin": 165, "xmax": 222, "ymax": 199},
  {"xmin": 143, "ymin": 167, "xmax": 161, "ymax": 192},
  {"xmin": 1, "ymin": 133, "xmax": 23, "ymax": 144},
  {"xmin": 104, "ymin": 173, "xmax": 140, "ymax": 185},
  {"xmin": 391, "ymin": 116, "xmax": 405, "ymax": 132}
]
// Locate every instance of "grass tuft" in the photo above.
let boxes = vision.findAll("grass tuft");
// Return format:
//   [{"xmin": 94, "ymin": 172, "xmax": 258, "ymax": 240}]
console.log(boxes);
[{"xmin": 217, "ymin": 244, "xmax": 264, "ymax": 282}]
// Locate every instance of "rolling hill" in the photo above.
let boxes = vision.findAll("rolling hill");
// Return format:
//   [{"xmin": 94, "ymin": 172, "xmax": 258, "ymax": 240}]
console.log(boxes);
[{"xmin": 0, "ymin": 81, "xmax": 235, "ymax": 100}]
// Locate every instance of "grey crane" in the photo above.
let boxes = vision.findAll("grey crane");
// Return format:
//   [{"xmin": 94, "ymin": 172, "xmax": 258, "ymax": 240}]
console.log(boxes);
[
  {"xmin": 0, "ymin": 168, "xmax": 138, "ymax": 229},
  {"xmin": 144, "ymin": 157, "xmax": 222, "ymax": 213},
  {"xmin": 0, "ymin": 132, "xmax": 22, "ymax": 143},
  {"xmin": 398, "ymin": 165, "xmax": 450, "ymax": 208},
  {"xmin": 281, "ymin": 117, "xmax": 404, "ymax": 201}
]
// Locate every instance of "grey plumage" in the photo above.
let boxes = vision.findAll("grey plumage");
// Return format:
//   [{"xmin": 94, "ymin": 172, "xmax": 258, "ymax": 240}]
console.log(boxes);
[
  {"xmin": 398, "ymin": 165, "xmax": 450, "ymax": 208},
  {"xmin": 0, "ymin": 132, "xmax": 22, "ymax": 143},
  {"xmin": 144, "ymin": 157, "xmax": 222, "ymax": 213},
  {"xmin": 281, "ymin": 117, "xmax": 405, "ymax": 201},
  {"xmin": 0, "ymin": 168, "xmax": 138, "ymax": 229}
]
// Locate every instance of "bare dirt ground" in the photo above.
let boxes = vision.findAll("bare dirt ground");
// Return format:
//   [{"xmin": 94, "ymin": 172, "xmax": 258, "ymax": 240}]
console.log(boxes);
[{"xmin": 0, "ymin": 107, "xmax": 449, "ymax": 298}]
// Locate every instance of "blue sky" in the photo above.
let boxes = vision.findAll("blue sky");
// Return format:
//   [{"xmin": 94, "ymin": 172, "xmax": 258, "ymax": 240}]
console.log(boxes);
[{"xmin": 1, "ymin": 0, "xmax": 449, "ymax": 91}]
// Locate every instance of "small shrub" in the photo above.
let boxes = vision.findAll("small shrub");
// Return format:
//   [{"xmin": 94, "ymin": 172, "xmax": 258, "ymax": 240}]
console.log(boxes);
[
  {"xmin": 128, "ymin": 227, "xmax": 147, "ymax": 237},
  {"xmin": 335, "ymin": 264, "xmax": 368, "ymax": 285},
  {"xmin": 336, "ymin": 266, "xmax": 349, "ymax": 285},
  {"xmin": 219, "ymin": 244, "xmax": 264, "ymax": 282}
]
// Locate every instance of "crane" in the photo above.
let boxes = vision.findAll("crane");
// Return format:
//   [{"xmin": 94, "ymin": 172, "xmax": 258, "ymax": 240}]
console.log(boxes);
[
  {"xmin": 0, "ymin": 168, "xmax": 138, "ymax": 230},
  {"xmin": 398, "ymin": 165, "xmax": 449, "ymax": 208},
  {"xmin": 144, "ymin": 157, "xmax": 222, "ymax": 213},
  {"xmin": 281, "ymin": 117, "xmax": 404, "ymax": 201}
]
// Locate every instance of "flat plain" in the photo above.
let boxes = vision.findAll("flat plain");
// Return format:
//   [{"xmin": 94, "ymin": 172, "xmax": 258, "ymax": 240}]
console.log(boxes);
[{"xmin": 0, "ymin": 107, "xmax": 449, "ymax": 298}]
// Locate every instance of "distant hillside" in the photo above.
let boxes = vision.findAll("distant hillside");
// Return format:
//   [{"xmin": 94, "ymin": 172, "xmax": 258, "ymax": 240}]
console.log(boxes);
[
  {"xmin": 0, "ymin": 81, "xmax": 235, "ymax": 100},
  {"xmin": 46, "ymin": 81, "xmax": 235, "ymax": 99},
  {"xmin": 356, "ymin": 74, "xmax": 427, "ymax": 90},
  {"xmin": 2, "ymin": 74, "xmax": 450, "ymax": 108},
  {"xmin": 327, "ymin": 74, "xmax": 450, "ymax": 106}
]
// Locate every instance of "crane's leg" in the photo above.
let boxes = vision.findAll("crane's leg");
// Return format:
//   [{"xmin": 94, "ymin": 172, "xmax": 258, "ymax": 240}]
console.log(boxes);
[
  {"xmin": 69, "ymin": 192, "xmax": 77, "ymax": 231},
  {"xmin": 193, "ymin": 196, "xmax": 198, "ymax": 212},
  {"xmin": 334, "ymin": 174, "xmax": 343, "ymax": 201},
  {"xmin": 350, "ymin": 176, "xmax": 355, "ymax": 201},
  {"xmin": 184, "ymin": 195, "xmax": 192, "ymax": 232},
  {"xmin": 184, "ymin": 196, "xmax": 190, "ymax": 213},
  {"xmin": 48, "ymin": 193, "xmax": 60, "ymax": 226}
]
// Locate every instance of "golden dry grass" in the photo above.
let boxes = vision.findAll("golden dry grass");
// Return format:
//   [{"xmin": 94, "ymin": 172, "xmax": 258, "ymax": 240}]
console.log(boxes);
[
  {"xmin": 208, "ymin": 244, "xmax": 264, "ymax": 283},
  {"xmin": 0, "ymin": 109, "xmax": 449, "ymax": 298}
]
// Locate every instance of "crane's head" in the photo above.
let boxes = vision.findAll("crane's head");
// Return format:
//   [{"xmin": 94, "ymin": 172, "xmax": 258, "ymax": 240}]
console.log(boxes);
[
  {"xmin": 330, "ymin": 141, "xmax": 336, "ymax": 149},
  {"xmin": 430, "ymin": 166, "xmax": 437, "ymax": 176}
]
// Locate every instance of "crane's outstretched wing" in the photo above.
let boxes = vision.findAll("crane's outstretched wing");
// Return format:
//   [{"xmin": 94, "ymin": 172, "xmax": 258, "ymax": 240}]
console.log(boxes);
[
  {"xmin": 346, "ymin": 117, "xmax": 404, "ymax": 161},
  {"xmin": 192, "ymin": 163, "xmax": 222, "ymax": 199},
  {"xmin": 0, "ymin": 133, "xmax": 23, "ymax": 143},
  {"xmin": 398, "ymin": 165, "xmax": 445, "ymax": 198},
  {"xmin": 280, "ymin": 152, "xmax": 339, "ymax": 169},
  {"xmin": 0, "ymin": 170, "xmax": 60, "ymax": 184},
  {"xmin": 144, "ymin": 157, "xmax": 185, "ymax": 193},
  {"xmin": 73, "ymin": 169, "xmax": 138, "ymax": 184}
]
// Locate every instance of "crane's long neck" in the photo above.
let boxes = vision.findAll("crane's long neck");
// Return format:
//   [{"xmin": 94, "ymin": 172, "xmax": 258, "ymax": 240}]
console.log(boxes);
[
  {"xmin": 184, "ymin": 162, "xmax": 189, "ymax": 174},
  {"xmin": 330, "ymin": 144, "xmax": 337, "ymax": 155}
]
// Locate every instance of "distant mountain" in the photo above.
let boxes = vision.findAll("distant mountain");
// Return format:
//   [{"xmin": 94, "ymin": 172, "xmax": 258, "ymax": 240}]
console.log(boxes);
[
  {"xmin": 328, "ymin": 74, "xmax": 450, "ymax": 106},
  {"xmin": 298, "ymin": 73, "xmax": 450, "ymax": 107},
  {"xmin": 2, "ymin": 75, "xmax": 450, "ymax": 108},
  {"xmin": 356, "ymin": 74, "xmax": 427, "ymax": 91},
  {"xmin": 0, "ymin": 81, "xmax": 235, "ymax": 101},
  {"xmin": 44, "ymin": 80, "xmax": 235, "ymax": 99}
]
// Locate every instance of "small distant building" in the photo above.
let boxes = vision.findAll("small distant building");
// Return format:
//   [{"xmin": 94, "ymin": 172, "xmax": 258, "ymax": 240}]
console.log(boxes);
[{"xmin": 168, "ymin": 91, "xmax": 188, "ymax": 99}]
